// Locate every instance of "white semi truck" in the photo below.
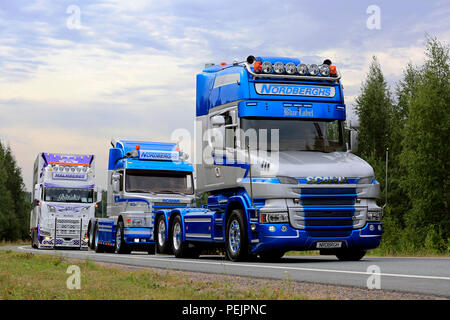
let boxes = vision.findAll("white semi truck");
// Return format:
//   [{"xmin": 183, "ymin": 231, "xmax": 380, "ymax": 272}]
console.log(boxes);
[{"xmin": 30, "ymin": 152, "xmax": 100, "ymax": 249}]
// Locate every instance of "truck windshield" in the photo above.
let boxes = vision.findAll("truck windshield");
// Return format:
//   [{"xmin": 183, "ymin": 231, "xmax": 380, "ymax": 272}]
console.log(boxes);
[
  {"xmin": 44, "ymin": 187, "xmax": 94, "ymax": 203},
  {"xmin": 240, "ymin": 118, "xmax": 346, "ymax": 152},
  {"xmin": 125, "ymin": 170, "xmax": 194, "ymax": 195}
]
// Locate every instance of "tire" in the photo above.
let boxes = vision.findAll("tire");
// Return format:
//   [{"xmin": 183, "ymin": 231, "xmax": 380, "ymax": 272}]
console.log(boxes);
[
  {"xmin": 31, "ymin": 230, "xmax": 37, "ymax": 249},
  {"xmin": 336, "ymin": 249, "xmax": 366, "ymax": 261},
  {"xmin": 94, "ymin": 223, "xmax": 104, "ymax": 253},
  {"xmin": 88, "ymin": 222, "xmax": 96, "ymax": 250},
  {"xmin": 225, "ymin": 209, "xmax": 249, "ymax": 262},
  {"xmin": 259, "ymin": 251, "xmax": 284, "ymax": 262},
  {"xmin": 147, "ymin": 243, "xmax": 156, "ymax": 255},
  {"xmin": 115, "ymin": 220, "xmax": 131, "ymax": 254},
  {"xmin": 171, "ymin": 215, "xmax": 193, "ymax": 258},
  {"xmin": 155, "ymin": 215, "xmax": 170, "ymax": 254}
]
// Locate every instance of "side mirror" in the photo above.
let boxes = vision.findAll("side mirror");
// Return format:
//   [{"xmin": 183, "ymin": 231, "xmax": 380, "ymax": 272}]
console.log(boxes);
[
  {"xmin": 211, "ymin": 115, "xmax": 225, "ymax": 127},
  {"xmin": 34, "ymin": 184, "xmax": 41, "ymax": 202},
  {"xmin": 112, "ymin": 173, "xmax": 121, "ymax": 193},
  {"xmin": 96, "ymin": 188, "xmax": 103, "ymax": 203},
  {"xmin": 347, "ymin": 129, "xmax": 358, "ymax": 153}
]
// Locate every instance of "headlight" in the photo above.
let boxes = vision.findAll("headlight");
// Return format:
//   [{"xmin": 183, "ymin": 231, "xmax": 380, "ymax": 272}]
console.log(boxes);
[
  {"xmin": 319, "ymin": 64, "xmax": 330, "ymax": 76},
  {"xmin": 260, "ymin": 212, "xmax": 289, "ymax": 224},
  {"xmin": 367, "ymin": 209, "xmax": 383, "ymax": 222},
  {"xmin": 261, "ymin": 61, "xmax": 273, "ymax": 73},
  {"xmin": 285, "ymin": 62, "xmax": 296, "ymax": 74},
  {"xmin": 358, "ymin": 176, "xmax": 374, "ymax": 184},
  {"xmin": 296, "ymin": 63, "xmax": 308, "ymax": 75},
  {"xmin": 273, "ymin": 62, "xmax": 284, "ymax": 74},
  {"xmin": 308, "ymin": 64, "xmax": 319, "ymax": 76},
  {"xmin": 277, "ymin": 176, "xmax": 299, "ymax": 185},
  {"xmin": 47, "ymin": 205, "xmax": 56, "ymax": 213},
  {"xmin": 125, "ymin": 217, "xmax": 144, "ymax": 227}
]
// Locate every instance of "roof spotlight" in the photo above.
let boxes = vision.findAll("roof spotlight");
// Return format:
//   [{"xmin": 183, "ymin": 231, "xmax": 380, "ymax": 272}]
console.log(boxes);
[
  {"xmin": 261, "ymin": 61, "xmax": 273, "ymax": 73},
  {"xmin": 319, "ymin": 64, "xmax": 330, "ymax": 76},
  {"xmin": 308, "ymin": 64, "xmax": 319, "ymax": 76},
  {"xmin": 296, "ymin": 63, "xmax": 308, "ymax": 75},
  {"xmin": 273, "ymin": 62, "xmax": 284, "ymax": 74},
  {"xmin": 285, "ymin": 62, "xmax": 296, "ymax": 75}
]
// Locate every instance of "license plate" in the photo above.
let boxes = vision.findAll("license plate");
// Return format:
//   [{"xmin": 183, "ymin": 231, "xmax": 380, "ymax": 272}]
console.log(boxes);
[{"xmin": 316, "ymin": 241, "xmax": 342, "ymax": 249}]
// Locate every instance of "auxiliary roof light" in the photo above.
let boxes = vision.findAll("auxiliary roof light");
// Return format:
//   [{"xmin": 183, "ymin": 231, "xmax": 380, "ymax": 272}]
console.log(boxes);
[
  {"xmin": 285, "ymin": 62, "xmax": 296, "ymax": 75},
  {"xmin": 273, "ymin": 62, "xmax": 284, "ymax": 74},
  {"xmin": 319, "ymin": 64, "xmax": 330, "ymax": 76},
  {"xmin": 330, "ymin": 65, "xmax": 338, "ymax": 77},
  {"xmin": 261, "ymin": 61, "xmax": 273, "ymax": 74},
  {"xmin": 296, "ymin": 63, "xmax": 308, "ymax": 75},
  {"xmin": 308, "ymin": 64, "xmax": 319, "ymax": 76}
]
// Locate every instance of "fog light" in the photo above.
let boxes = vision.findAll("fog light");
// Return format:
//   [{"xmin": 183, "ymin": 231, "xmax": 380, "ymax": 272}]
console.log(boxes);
[
  {"xmin": 134, "ymin": 238, "xmax": 139, "ymax": 243},
  {"xmin": 378, "ymin": 225, "xmax": 382, "ymax": 231},
  {"xmin": 370, "ymin": 224, "xmax": 374, "ymax": 231}
]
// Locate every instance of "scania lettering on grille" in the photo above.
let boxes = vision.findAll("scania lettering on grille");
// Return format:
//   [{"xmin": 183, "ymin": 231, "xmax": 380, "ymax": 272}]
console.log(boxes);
[
  {"xmin": 306, "ymin": 176, "xmax": 349, "ymax": 184},
  {"xmin": 255, "ymin": 83, "xmax": 335, "ymax": 97}
]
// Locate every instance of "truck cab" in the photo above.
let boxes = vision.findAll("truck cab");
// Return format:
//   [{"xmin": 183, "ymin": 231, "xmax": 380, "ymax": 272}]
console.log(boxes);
[
  {"xmin": 190, "ymin": 56, "xmax": 383, "ymax": 261},
  {"xmin": 30, "ymin": 153, "xmax": 99, "ymax": 249},
  {"xmin": 88, "ymin": 140, "xmax": 194, "ymax": 254}
]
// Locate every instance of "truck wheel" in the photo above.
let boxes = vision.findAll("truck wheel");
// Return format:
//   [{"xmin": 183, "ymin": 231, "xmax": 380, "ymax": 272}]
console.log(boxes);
[
  {"xmin": 172, "ymin": 215, "xmax": 192, "ymax": 258},
  {"xmin": 225, "ymin": 209, "xmax": 249, "ymax": 262},
  {"xmin": 88, "ymin": 222, "xmax": 96, "ymax": 250},
  {"xmin": 115, "ymin": 221, "xmax": 130, "ymax": 254},
  {"xmin": 94, "ymin": 223, "xmax": 104, "ymax": 253},
  {"xmin": 336, "ymin": 250, "xmax": 366, "ymax": 261},
  {"xmin": 31, "ymin": 230, "xmax": 37, "ymax": 249},
  {"xmin": 155, "ymin": 215, "xmax": 170, "ymax": 254},
  {"xmin": 259, "ymin": 251, "xmax": 284, "ymax": 262}
]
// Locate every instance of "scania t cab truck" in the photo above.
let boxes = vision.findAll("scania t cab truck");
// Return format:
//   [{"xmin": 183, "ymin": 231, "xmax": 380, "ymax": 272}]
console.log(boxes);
[
  {"xmin": 30, "ymin": 153, "xmax": 99, "ymax": 249},
  {"xmin": 156, "ymin": 55, "xmax": 383, "ymax": 261},
  {"xmin": 87, "ymin": 140, "xmax": 194, "ymax": 254}
]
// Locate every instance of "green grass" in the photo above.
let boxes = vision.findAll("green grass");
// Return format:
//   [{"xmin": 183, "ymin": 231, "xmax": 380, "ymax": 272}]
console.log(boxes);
[{"xmin": 0, "ymin": 250, "xmax": 308, "ymax": 300}]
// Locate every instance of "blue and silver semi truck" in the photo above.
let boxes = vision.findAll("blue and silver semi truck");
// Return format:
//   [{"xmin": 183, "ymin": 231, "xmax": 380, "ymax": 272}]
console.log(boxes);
[
  {"xmin": 87, "ymin": 140, "xmax": 194, "ymax": 254},
  {"xmin": 155, "ymin": 56, "xmax": 383, "ymax": 261}
]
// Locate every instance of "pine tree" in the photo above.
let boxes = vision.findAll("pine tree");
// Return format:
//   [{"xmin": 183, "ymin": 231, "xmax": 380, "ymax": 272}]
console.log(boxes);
[
  {"xmin": 400, "ymin": 36, "xmax": 450, "ymax": 252},
  {"xmin": 355, "ymin": 56, "xmax": 393, "ymax": 160}
]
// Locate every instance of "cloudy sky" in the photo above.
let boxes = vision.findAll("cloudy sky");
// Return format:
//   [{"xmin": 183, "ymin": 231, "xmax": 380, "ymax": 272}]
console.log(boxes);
[{"xmin": 0, "ymin": 0, "xmax": 449, "ymax": 191}]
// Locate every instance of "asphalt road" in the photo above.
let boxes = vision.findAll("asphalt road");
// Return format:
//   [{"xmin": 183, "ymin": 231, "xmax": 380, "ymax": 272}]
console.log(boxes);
[{"xmin": 4, "ymin": 245, "xmax": 450, "ymax": 298}]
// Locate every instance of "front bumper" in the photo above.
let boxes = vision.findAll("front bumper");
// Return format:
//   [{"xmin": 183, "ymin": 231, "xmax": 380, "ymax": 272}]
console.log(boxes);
[
  {"xmin": 122, "ymin": 227, "xmax": 154, "ymax": 245},
  {"xmin": 250, "ymin": 222, "xmax": 382, "ymax": 254}
]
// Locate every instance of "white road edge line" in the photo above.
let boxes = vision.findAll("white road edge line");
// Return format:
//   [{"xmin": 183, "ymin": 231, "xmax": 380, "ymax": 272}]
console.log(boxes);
[{"xmin": 17, "ymin": 246, "xmax": 450, "ymax": 281}]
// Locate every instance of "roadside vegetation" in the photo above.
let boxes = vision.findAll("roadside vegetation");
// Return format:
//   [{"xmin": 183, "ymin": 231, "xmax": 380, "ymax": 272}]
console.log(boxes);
[
  {"xmin": 354, "ymin": 36, "xmax": 449, "ymax": 255},
  {"xmin": 0, "ymin": 250, "xmax": 308, "ymax": 300}
]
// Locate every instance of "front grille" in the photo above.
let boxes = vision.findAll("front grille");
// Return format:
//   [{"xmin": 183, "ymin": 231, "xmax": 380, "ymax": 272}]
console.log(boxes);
[
  {"xmin": 153, "ymin": 202, "xmax": 187, "ymax": 208},
  {"xmin": 289, "ymin": 187, "xmax": 357, "ymax": 233}
]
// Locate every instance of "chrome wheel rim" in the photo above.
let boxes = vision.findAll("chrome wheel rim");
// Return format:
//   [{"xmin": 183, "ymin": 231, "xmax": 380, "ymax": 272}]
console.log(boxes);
[
  {"xmin": 158, "ymin": 219, "xmax": 166, "ymax": 247},
  {"xmin": 116, "ymin": 227, "xmax": 121, "ymax": 250},
  {"xmin": 95, "ymin": 227, "xmax": 99, "ymax": 248},
  {"xmin": 173, "ymin": 222, "xmax": 181, "ymax": 251},
  {"xmin": 228, "ymin": 220, "xmax": 241, "ymax": 254}
]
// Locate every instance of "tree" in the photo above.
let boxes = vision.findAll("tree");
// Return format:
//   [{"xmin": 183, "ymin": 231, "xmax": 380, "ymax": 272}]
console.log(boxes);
[
  {"xmin": 0, "ymin": 141, "xmax": 30, "ymax": 241},
  {"xmin": 400, "ymin": 36, "xmax": 450, "ymax": 251},
  {"xmin": 355, "ymin": 56, "xmax": 393, "ymax": 160}
]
